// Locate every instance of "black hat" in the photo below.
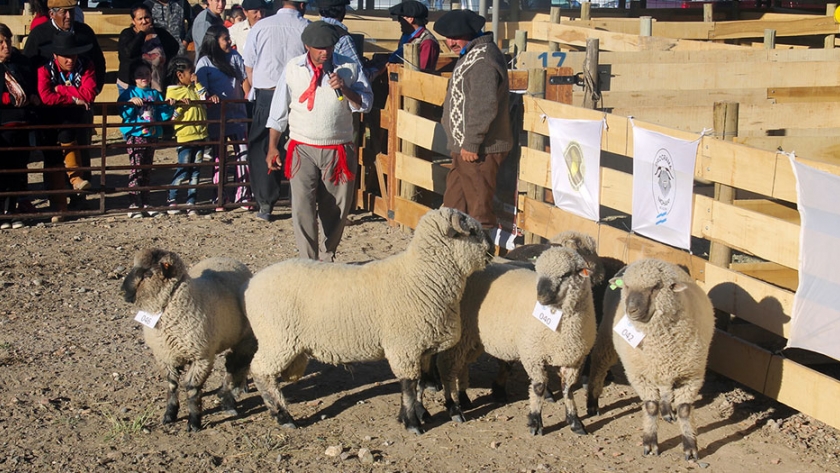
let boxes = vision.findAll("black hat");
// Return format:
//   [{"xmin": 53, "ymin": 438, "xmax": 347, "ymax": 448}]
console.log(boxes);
[
  {"xmin": 388, "ymin": 0, "xmax": 428, "ymax": 19},
  {"xmin": 241, "ymin": 0, "xmax": 267, "ymax": 10},
  {"xmin": 47, "ymin": 31, "xmax": 93, "ymax": 56},
  {"xmin": 301, "ymin": 21, "xmax": 342, "ymax": 48},
  {"xmin": 433, "ymin": 9, "xmax": 486, "ymax": 38},
  {"xmin": 317, "ymin": 0, "xmax": 349, "ymax": 8}
]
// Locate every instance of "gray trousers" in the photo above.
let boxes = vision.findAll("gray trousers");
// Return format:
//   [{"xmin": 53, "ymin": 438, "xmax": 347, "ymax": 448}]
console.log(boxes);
[{"xmin": 289, "ymin": 142, "xmax": 357, "ymax": 261}]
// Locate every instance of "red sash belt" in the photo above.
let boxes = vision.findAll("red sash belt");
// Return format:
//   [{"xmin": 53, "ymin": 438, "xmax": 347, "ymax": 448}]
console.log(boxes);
[{"xmin": 286, "ymin": 139, "xmax": 356, "ymax": 185}]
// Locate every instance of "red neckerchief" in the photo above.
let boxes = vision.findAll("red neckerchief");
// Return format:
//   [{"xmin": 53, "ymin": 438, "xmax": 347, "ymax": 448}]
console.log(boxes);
[
  {"xmin": 298, "ymin": 55, "xmax": 323, "ymax": 111},
  {"xmin": 286, "ymin": 139, "xmax": 356, "ymax": 185}
]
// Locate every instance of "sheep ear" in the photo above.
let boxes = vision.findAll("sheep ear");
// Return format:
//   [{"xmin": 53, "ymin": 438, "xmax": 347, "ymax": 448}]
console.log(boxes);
[
  {"xmin": 671, "ymin": 282, "xmax": 688, "ymax": 293},
  {"xmin": 160, "ymin": 260, "xmax": 175, "ymax": 279},
  {"xmin": 579, "ymin": 268, "xmax": 591, "ymax": 278}
]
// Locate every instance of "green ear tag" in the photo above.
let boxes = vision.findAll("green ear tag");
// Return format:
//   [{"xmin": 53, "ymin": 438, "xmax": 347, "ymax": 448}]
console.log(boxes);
[{"xmin": 610, "ymin": 278, "xmax": 624, "ymax": 290}]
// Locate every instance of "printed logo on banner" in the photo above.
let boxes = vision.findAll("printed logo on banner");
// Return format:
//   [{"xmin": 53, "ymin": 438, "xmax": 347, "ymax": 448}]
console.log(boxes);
[
  {"xmin": 564, "ymin": 142, "xmax": 585, "ymax": 191},
  {"xmin": 652, "ymin": 148, "xmax": 676, "ymax": 225}
]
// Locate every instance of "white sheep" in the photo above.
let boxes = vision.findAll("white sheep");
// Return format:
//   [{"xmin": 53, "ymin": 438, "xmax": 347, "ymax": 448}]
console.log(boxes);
[
  {"xmin": 120, "ymin": 249, "xmax": 256, "ymax": 431},
  {"xmin": 437, "ymin": 246, "xmax": 596, "ymax": 436},
  {"xmin": 586, "ymin": 258, "xmax": 714, "ymax": 461},
  {"xmin": 242, "ymin": 207, "xmax": 492, "ymax": 434}
]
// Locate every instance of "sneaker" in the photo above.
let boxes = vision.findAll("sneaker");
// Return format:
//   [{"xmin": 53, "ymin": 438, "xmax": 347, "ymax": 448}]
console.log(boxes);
[
  {"xmin": 127, "ymin": 204, "xmax": 143, "ymax": 219},
  {"xmin": 0, "ymin": 222, "xmax": 10, "ymax": 230},
  {"xmin": 72, "ymin": 179, "xmax": 92, "ymax": 191},
  {"xmin": 187, "ymin": 209, "xmax": 199, "ymax": 216},
  {"xmin": 11, "ymin": 220, "xmax": 25, "ymax": 229},
  {"xmin": 51, "ymin": 215, "xmax": 65, "ymax": 223},
  {"xmin": 235, "ymin": 204, "xmax": 254, "ymax": 212},
  {"xmin": 167, "ymin": 201, "xmax": 182, "ymax": 215},
  {"xmin": 144, "ymin": 205, "xmax": 160, "ymax": 217}
]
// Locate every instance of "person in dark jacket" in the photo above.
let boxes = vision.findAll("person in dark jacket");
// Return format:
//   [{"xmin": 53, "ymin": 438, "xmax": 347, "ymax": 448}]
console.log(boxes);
[
  {"xmin": 117, "ymin": 3, "xmax": 180, "ymax": 93},
  {"xmin": 0, "ymin": 23, "xmax": 38, "ymax": 229},
  {"xmin": 144, "ymin": 0, "xmax": 194, "ymax": 53},
  {"xmin": 434, "ymin": 10, "xmax": 513, "ymax": 231}
]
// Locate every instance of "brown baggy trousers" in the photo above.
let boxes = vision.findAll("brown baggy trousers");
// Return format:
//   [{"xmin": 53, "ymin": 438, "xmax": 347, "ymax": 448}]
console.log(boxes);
[{"xmin": 442, "ymin": 152, "xmax": 506, "ymax": 228}]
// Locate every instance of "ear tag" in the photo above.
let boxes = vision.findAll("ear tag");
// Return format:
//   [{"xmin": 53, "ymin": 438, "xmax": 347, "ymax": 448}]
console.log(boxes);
[
  {"xmin": 135, "ymin": 310, "xmax": 162, "ymax": 329},
  {"xmin": 532, "ymin": 301, "xmax": 562, "ymax": 331},
  {"xmin": 609, "ymin": 278, "xmax": 624, "ymax": 290},
  {"xmin": 613, "ymin": 314, "xmax": 645, "ymax": 348}
]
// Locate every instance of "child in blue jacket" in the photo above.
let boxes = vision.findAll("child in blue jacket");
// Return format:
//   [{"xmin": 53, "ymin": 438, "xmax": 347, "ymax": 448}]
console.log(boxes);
[{"xmin": 119, "ymin": 60, "xmax": 173, "ymax": 218}]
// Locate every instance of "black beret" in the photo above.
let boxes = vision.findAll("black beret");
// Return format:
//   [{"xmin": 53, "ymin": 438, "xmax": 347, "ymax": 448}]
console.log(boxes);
[
  {"xmin": 301, "ymin": 21, "xmax": 342, "ymax": 48},
  {"xmin": 389, "ymin": 0, "xmax": 428, "ymax": 19},
  {"xmin": 317, "ymin": 0, "xmax": 349, "ymax": 7},
  {"xmin": 433, "ymin": 9, "xmax": 486, "ymax": 38},
  {"xmin": 241, "ymin": 0, "xmax": 267, "ymax": 10}
]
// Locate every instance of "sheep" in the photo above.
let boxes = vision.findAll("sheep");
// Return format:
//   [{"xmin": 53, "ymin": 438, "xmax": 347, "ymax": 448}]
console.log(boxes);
[
  {"xmin": 436, "ymin": 246, "xmax": 596, "ymax": 436},
  {"xmin": 120, "ymin": 249, "xmax": 257, "ymax": 432},
  {"xmin": 586, "ymin": 258, "xmax": 714, "ymax": 461},
  {"xmin": 242, "ymin": 207, "xmax": 492, "ymax": 434}
]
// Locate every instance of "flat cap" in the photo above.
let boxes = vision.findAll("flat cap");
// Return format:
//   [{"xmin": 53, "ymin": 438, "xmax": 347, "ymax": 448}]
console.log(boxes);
[
  {"xmin": 389, "ymin": 0, "xmax": 428, "ymax": 19},
  {"xmin": 301, "ymin": 20, "xmax": 342, "ymax": 48},
  {"xmin": 317, "ymin": 0, "xmax": 350, "ymax": 8},
  {"xmin": 47, "ymin": 0, "xmax": 77, "ymax": 8},
  {"xmin": 433, "ymin": 9, "xmax": 486, "ymax": 38},
  {"xmin": 241, "ymin": 0, "xmax": 267, "ymax": 10}
]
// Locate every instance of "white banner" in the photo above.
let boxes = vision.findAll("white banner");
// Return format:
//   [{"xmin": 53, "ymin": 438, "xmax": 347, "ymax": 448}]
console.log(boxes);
[
  {"xmin": 631, "ymin": 126, "xmax": 699, "ymax": 250},
  {"xmin": 547, "ymin": 118, "xmax": 603, "ymax": 222},
  {"xmin": 788, "ymin": 157, "xmax": 840, "ymax": 361}
]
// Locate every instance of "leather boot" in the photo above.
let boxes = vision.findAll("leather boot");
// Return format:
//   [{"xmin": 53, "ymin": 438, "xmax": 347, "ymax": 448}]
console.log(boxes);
[
  {"xmin": 61, "ymin": 141, "xmax": 91, "ymax": 191},
  {"xmin": 46, "ymin": 170, "xmax": 68, "ymax": 213}
]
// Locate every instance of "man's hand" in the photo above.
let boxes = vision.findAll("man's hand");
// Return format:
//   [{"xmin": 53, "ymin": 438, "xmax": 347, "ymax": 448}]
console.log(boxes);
[
  {"xmin": 327, "ymin": 72, "xmax": 344, "ymax": 92},
  {"xmin": 460, "ymin": 150, "xmax": 479, "ymax": 163},
  {"xmin": 266, "ymin": 146, "xmax": 282, "ymax": 173}
]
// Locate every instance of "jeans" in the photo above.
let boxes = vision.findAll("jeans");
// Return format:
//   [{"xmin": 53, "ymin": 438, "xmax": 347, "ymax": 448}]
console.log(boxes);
[{"xmin": 169, "ymin": 144, "xmax": 202, "ymax": 204}]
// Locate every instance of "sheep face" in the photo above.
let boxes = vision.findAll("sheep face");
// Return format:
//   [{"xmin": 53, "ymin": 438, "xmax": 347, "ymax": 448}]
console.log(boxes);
[
  {"xmin": 614, "ymin": 261, "xmax": 689, "ymax": 324},
  {"xmin": 550, "ymin": 231, "xmax": 605, "ymax": 286},
  {"xmin": 534, "ymin": 247, "xmax": 591, "ymax": 306},
  {"xmin": 421, "ymin": 207, "xmax": 492, "ymax": 275},
  {"xmin": 121, "ymin": 248, "xmax": 188, "ymax": 307}
]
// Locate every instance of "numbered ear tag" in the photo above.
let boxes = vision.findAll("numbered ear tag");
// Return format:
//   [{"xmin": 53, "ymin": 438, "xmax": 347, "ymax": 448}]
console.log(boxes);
[
  {"xmin": 613, "ymin": 314, "xmax": 645, "ymax": 348},
  {"xmin": 135, "ymin": 310, "xmax": 162, "ymax": 329},
  {"xmin": 532, "ymin": 302, "xmax": 562, "ymax": 331}
]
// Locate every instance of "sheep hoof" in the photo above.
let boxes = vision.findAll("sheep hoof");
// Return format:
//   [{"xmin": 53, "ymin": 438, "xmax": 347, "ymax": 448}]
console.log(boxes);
[
  {"xmin": 527, "ymin": 413, "xmax": 543, "ymax": 436},
  {"xmin": 643, "ymin": 444, "xmax": 659, "ymax": 457},
  {"xmin": 280, "ymin": 421, "xmax": 298, "ymax": 429},
  {"xmin": 162, "ymin": 411, "xmax": 178, "ymax": 425},
  {"xmin": 490, "ymin": 383, "xmax": 508, "ymax": 404},
  {"xmin": 406, "ymin": 426, "xmax": 423, "ymax": 435},
  {"xmin": 414, "ymin": 404, "xmax": 432, "ymax": 423},
  {"xmin": 544, "ymin": 389, "xmax": 557, "ymax": 403},
  {"xmin": 567, "ymin": 415, "xmax": 588, "ymax": 435},
  {"xmin": 187, "ymin": 421, "xmax": 202, "ymax": 432},
  {"xmin": 586, "ymin": 398, "xmax": 600, "ymax": 417},
  {"xmin": 446, "ymin": 402, "xmax": 465, "ymax": 423},
  {"xmin": 457, "ymin": 392, "xmax": 473, "ymax": 411},
  {"xmin": 685, "ymin": 450, "xmax": 699, "ymax": 462}
]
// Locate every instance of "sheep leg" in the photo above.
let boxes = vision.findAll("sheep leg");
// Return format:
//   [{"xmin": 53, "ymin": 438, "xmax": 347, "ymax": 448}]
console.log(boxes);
[
  {"xmin": 674, "ymin": 378, "xmax": 703, "ymax": 461},
  {"xmin": 419, "ymin": 353, "xmax": 443, "ymax": 393},
  {"xmin": 220, "ymin": 336, "xmax": 259, "ymax": 415},
  {"xmin": 162, "ymin": 365, "xmax": 183, "ymax": 425},
  {"xmin": 457, "ymin": 364, "xmax": 472, "ymax": 411},
  {"xmin": 436, "ymin": 351, "xmax": 467, "ymax": 423},
  {"xmin": 397, "ymin": 378, "xmax": 423, "ymax": 435},
  {"xmin": 642, "ymin": 400, "xmax": 660, "ymax": 456},
  {"xmin": 527, "ymin": 377, "xmax": 546, "ymax": 436},
  {"xmin": 559, "ymin": 366, "xmax": 588, "ymax": 435},
  {"xmin": 184, "ymin": 358, "xmax": 213, "ymax": 432},
  {"xmin": 586, "ymin": 332, "xmax": 619, "ymax": 416},
  {"xmin": 659, "ymin": 388, "xmax": 675, "ymax": 423},
  {"xmin": 491, "ymin": 359, "xmax": 511, "ymax": 404},
  {"xmin": 252, "ymin": 372, "xmax": 298, "ymax": 429},
  {"xmin": 413, "ymin": 383, "xmax": 432, "ymax": 423}
]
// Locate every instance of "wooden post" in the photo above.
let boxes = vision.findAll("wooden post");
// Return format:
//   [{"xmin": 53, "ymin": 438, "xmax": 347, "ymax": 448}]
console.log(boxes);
[
  {"xmin": 513, "ymin": 30, "xmax": 527, "ymax": 69},
  {"xmin": 399, "ymin": 43, "xmax": 421, "ymax": 233},
  {"xmin": 708, "ymin": 101, "xmax": 739, "ymax": 269},
  {"xmin": 549, "ymin": 7, "xmax": 561, "ymax": 52},
  {"xmin": 703, "ymin": 3, "xmax": 713, "ymax": 23},
  {"xmin": 365, "ymin": 0, "xmax": 374, "ymax": 11},
  {"xmin": 523, "ymin": 69, "xmax": 546, "ymax": 244},
  {"xmin": 582, "ymin": 38, "xmax": 600, "ymax": 110},
  {"xmin": 825, "ymin": 4, "xmax": 836, "ymax": 49},
  {"xmin": 452, "ymin": 1, "xmax": 461, "ymax": 9},
  {"xmin": 510, "ymin": 0, "xmax": 520, "ymax": 22},
  {"xmin": 640, "ymin": 16, "xmax": 652, "ymax": 37},
  {"xmin": 764, "ymin": 29, "xmax": 776, "ymax": 50},
  {"xmin": 581, "ymin": 2, "xmax": 591, "ymax": 22}
]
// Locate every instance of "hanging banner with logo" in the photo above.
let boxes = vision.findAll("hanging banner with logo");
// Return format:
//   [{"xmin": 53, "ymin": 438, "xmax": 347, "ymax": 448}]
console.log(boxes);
[
  {"xmin": 788, "ymin": 157, "xmax": 840, "ymax": 361},
  {"xmin": 631, "ymin": 125, "xmax": 699, "ymax": 250},
  {"xmin": 547, "ymin": 117, "xmax": 603, "ymax": 222}
]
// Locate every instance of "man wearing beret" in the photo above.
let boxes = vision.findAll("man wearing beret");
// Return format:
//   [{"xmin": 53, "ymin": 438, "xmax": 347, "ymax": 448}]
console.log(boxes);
[
  {"xmin": 243, "ymin": 0, "xmax": 309, "ymax": 221},
  {"xmin": 434, "ymin": 10, "xmax": 512, "ymax": 232},
  {"xmin": 317, "ymin": 0, "xmax": 363, "ymax": 69},
  {"xmin": 229, "ymin": 0, "xmax": 265, "ymax": 51},
  {"xmin": 265, "ymin": 21, "xmax": 372, "ymax": 261},
  {"xmin": 387, "ymin": 0, "xmax": 439, "ymax": 72}
]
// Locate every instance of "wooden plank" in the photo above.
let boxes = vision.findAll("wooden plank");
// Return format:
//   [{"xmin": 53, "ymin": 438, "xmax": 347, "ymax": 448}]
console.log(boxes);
[
  {"xmin": 394, "ymin": 152, "xmax": 448, "ymax": 195},
  {"xmin": 709, "ymin": 16, "xmax": 839, "ymax": 40},
  {"xmin": 701, "ymin": 263, "xmax": 794, "ymax": 338},
  {"xmin": 765, "ymin": 355, "xmax": 840, "ymax": 432},
  {"xmin": 400, "ymin": 68, "xmax": 449, "ymax": 106},
  {"xmin": 708, "ymin": 329, "xmax": 772, "ymax": 393},
  {"xmin": 733, "ymin": 199, "xmax": 799, "ymax": 223},
  {"xmin": 768, "ymin": 85, "xmax": 840, "ymax": 103},
  {"xmin": 531, "ymin": 22, "xmax": 745, "ymax": 52},
  {"xmin": 694, "ymin": 194, "xmax": 800, "ymax": 270},
  {"xmin": 734, "ymin": 136, "xmax": 840, "ymax": 162},
  {"xmin": 591, "ymin": 88, "xmax": 774, "ymax": 109},
  {"xmin": 375, "ymin": 153, "xmax": 389, "ymax": 203},
  {"xmin": 391, "ymin": 195, "xmax": 432, "ymax": 230},
  {"xmin": 517, "ymin": 196, "xmax": 601, "ymax": 245},
  {"xmin": 509, "ymin": 70, "xmax": 530, "ymax": 92},
  {"xmin": 395, "ymin": 110, "xmax": 449, "ymax": 156},
  {"xmin": 728, "ymin": 262, "xmax": 799, "ymax": 291}
]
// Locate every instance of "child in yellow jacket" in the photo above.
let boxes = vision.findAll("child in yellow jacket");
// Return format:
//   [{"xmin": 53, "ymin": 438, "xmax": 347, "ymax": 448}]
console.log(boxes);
[{"xmin": 164, "ymin": 56, "xmax": 218, "ymax": 215}]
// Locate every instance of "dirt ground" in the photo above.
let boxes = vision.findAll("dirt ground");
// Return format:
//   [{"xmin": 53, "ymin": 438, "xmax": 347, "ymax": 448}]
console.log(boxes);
[{"xmin": 1, "ymin": 208, "xmax": 839, "ymax": 473}]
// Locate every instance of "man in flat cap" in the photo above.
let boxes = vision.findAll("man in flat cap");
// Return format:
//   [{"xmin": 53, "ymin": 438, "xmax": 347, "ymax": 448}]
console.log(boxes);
[
  {"xmin": 386, "ymin": 0, "xmax": 439, "ymax": 72},
  {"xmin": 242, "ymin": 0, "xmax": 309, "ymax": 221},
  {"xmin": 434, "ymin": 9, "xmax": 512, "ymax": 233},
  {"xmin": 317, "ymin": 0, "xmax": 363, "ymax": 69},
  {"xmin": 229, "ymin": 0, "xmax": 265, "ymax": 51},
  {"xmin": 265, "ymin": 21, "xmax": 372, "ymax": 261}
]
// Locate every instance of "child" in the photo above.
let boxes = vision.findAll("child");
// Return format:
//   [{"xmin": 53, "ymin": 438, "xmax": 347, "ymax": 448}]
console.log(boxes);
[
  {"xmin": 36, "ymin": 31, "xmax": 97, "ymax": 213},
  {"xmin": 195, "ymin": 24, "xmax": 253, "ymax": 211},
  {"xmin": 118, "ymin": 60, "xmax": 173, "ymax": 218},
  {"xmin": 164, "ymin": 56, "xmax": 217, "ymax": 215}
]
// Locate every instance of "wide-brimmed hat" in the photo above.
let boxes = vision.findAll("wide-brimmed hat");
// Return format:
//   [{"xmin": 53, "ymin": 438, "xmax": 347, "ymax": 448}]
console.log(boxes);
[
  {"xmin": 388, "ymin": 0, "xmax": 427, "ymax": 19},
  {"xmin": 47, "ymin": 31, "xmax": 93, "ymax": 56},
  {"xmin": 301, "ymin": 21, "xmax": 342, "ymax": 49},
  {"xmin": 433, "ymin": 9, "xmax": 486, "ymax": 38},
  {"xmin": 241, "ymin": 0, "xmax": 267, "ymax": 10},
  {"xmin": 47, "ymin": 0, "xmax": 76, "ymax": 9}
]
